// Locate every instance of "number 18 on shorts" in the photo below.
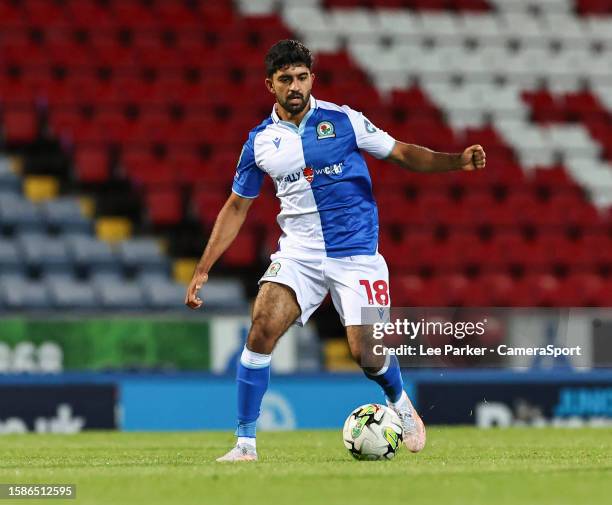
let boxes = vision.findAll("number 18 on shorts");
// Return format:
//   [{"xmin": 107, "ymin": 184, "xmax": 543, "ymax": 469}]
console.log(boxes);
[{"xmin": 259, "ymin": 252, "xmax": 390, "ymax": 327}]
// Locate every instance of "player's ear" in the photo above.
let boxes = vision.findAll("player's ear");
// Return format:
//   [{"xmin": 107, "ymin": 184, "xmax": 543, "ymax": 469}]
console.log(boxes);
[{"xmin": 265, "ymin": 77, "xmax": 275, "ymax": 95}]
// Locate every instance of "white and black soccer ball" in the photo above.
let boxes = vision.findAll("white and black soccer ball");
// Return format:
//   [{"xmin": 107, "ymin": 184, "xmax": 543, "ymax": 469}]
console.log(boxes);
[{"xmin": 343, "ymin": 403, "xmax": 403, "ymax": 460}]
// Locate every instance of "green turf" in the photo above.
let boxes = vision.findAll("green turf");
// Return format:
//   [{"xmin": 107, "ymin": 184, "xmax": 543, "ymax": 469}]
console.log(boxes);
[{"xmin": 0, "ymin": 428, "xmax": 610, "ymax": 505}]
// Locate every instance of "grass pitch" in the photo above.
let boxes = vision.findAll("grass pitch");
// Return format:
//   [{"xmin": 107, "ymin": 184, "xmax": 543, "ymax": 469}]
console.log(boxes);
[{"xmin": 1, "ymin": 428, "xmax": 610, "ymax": 505}]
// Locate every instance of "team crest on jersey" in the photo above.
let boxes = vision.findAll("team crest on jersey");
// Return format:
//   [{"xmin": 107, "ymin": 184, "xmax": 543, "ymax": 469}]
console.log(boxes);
[
  {"xmin": 303, "ymin": 167, "xmax": 314, "ymax": 183},
  {"xmin": 316, "ymin": 121, "xmax": 335, "ymax": 139},
  {"xmin": 263, "ymin": 262, "xmax": 281, "ymax": 277}
]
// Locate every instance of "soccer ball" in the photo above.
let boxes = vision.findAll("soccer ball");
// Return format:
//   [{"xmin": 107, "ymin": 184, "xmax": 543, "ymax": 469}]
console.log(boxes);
[{"xmin": 343, "ymin": 404, "xmax": 403, "ymax": 460}]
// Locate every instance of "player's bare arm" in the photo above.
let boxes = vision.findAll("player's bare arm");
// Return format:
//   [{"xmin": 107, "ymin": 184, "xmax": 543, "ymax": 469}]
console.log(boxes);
[
  {"xmin": 386, "ymin": 141, "xmax": 486, "ymax": 173},
  {"xmin": 185, "ymin": 193, "xmax": 254, "ymax": 309}
]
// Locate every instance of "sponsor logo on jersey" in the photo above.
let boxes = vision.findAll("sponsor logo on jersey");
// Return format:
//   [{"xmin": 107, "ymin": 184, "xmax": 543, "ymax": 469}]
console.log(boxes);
[
  {"xmin": 316, "ymin": 121, "xmax": 335, "ymax": 139},
  {"xmin": 273, "ymin": 137, "xmax": 281, "ymax": 149},
  {"xmin": 317, "ymin": 162, "xmax": 343, "ymax": 177},
  {"xmin": 263, "ymin": 262, "xmax": 281, "ymax": 277},
  {"xmin": 279, "ymin": 172, "xmax": 300, "ymax": 183},
  {"xmin": 303, "ymin": 167, "xmax": 314, "ymax": 183},
  {"xmin": 276, "ymin": 162, "xmax": 344, "ymax": 188}
]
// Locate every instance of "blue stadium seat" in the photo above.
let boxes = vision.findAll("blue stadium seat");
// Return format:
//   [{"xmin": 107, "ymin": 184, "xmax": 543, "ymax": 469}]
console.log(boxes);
[
  {"xmin": 0, "ymin": 240, "xmax": 26, "ymax": 275},
  {"xmin": 117, "ymin": 238, "xmax": 169, "ymax": 277},
  {"xmin": 64, "ymin": 234, "xmax": 116, "ymax": 269},
  {"xmin": 139, "ymin": 277, "xmax": 187, "ymax": 309},
  {"xmin": 46, "ymin": 277, "xmax": 98, "ymax": 309},
  {"xmin": 94, "ymin": 279, "xmax": 149, "ymax": 310},
  {"xmin": 117, "ymin": 238, "xmax": 169, "ymax": 271},
  {"xmin": 88, "ymin": 267, "xmax": 124, "ymax": 283},
  {"xmin": 0, "ymin": 195, "xmax": 44, "ymax": 232},
  {"xmin": 42, "ymin": 269, "xmax": 77, "ymax": 281},
  {"xmin": 204, "ymin": 279, "xmax": 248, "ymax": 310},
  {"xmin": 17, "ymin": 233, "xmax": 73, "ymax": 274},
  {"xmin": 0, "ymin": 158, "xmax": 20, "ymax": 193},
  {"xmin": 40, "ymin": 198, "xmax": 92, "ymax": 233},
  {"xmin": 0, "ymin": 276, "xmax": 52, "ymax": 310}
]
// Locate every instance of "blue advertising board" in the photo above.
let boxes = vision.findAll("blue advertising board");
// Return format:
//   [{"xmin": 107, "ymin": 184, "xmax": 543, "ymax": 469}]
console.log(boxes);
[
  {"xmin": 120, "ymin": 374, "xmax": 417, "ymax": 431},
  {"xmin": 1, "ymin": 370, "xmax": 611, "ymax": 431}
]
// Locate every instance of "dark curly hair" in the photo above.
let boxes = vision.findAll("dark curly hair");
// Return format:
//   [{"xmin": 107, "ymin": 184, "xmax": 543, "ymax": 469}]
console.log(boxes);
[{"xmin": 264, "ymin": 39, "xmax": 313, "ymax": 77}]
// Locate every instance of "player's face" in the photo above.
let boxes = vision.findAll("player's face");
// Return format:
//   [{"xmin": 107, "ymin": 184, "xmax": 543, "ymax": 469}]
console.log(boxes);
[{"xmin": 266, "ymin": 64, "xmax": 315, "ymax": 115}]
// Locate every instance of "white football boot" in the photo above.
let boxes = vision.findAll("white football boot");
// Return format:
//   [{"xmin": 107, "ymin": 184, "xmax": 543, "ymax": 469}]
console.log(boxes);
[
  {"xmin": 216, "ymin": 443, "xmax": 258, "ymax": 462},
  {"xmin": 387, "ymin": 391, "xmax": 426, "ymax": 453}
]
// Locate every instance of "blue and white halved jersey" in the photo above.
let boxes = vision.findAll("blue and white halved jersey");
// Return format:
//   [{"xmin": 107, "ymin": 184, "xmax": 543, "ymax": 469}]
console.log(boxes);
[{"xmin": 232, "ymin": 96, "xmax": 396, "ymax": 259}]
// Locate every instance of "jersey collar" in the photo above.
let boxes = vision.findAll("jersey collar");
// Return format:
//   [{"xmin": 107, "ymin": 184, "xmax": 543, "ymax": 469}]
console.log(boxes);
[{"xmin": 271, "ymin": 96, "xmax": 317, "ymax": 136}]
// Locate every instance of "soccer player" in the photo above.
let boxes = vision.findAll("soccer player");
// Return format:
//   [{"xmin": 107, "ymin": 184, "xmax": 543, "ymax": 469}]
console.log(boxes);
[{"xmin": 185, "ymin": 40, "xmax": 486, "ymax": 461}]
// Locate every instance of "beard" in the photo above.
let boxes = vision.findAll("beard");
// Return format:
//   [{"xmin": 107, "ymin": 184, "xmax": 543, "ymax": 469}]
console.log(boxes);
[{"xmin": 278, "ymin": 91, "xmax": 310, "ymax": 115}]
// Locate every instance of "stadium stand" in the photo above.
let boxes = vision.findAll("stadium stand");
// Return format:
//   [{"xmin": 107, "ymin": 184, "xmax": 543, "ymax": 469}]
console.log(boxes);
[{"xmin": 0, "ymin": 0, "xmax": 610, "ymax": 308}]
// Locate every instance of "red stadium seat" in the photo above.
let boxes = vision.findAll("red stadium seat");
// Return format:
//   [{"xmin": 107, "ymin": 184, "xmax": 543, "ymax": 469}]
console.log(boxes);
[
  {"xmin": 2, "ymin": 107, "xmax": 37, "ymax": 143},
  {"xmin": 121, "ymin": 150, "xmax": 177, "ymax": 187},
  {"xmin": 0, "ymin": 78, "xmax": 35, "ymax": 106},
  {"xmin": 74, "ymin": 146, "xmax": 110, "ymax": 183},
  {"xmin": 192, "ymin": 189, "xmax": 227, "ymax": 228},
  {"xmin": 478, "ymin": 273, "xmax": 517, "ymax": 306},
  {"xmin": 393, "ymin": 274, "xmax": 433, "ymax": 306},
  {"xmin": 145, "ymin": 187, "xmax": 184, "ymax": 226},
  {"xmin": 576, "ymin": 0, "xmax": 612, "ymax": 15},
  {"xmin": 66, "ymin": 0, "xmax": 116, "ymax": 29},
  {"xmin": 222, "ymin": 230, "xmax": 257, "ymax": 267},
  {"xmin": 247, "ymin": 194, "xmax": 280, "ymax": 227}
]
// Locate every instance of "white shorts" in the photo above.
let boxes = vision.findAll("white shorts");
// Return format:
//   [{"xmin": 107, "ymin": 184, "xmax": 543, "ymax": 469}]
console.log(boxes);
[{"xmin": 258, "ymin": 252, "xmax": 390, "ymax": 327}]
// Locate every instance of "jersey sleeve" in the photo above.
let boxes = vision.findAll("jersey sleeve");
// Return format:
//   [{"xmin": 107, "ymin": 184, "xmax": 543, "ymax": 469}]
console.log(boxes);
[
  {"xmin": 342, "ymin": 105, "xmax": 396, "ymax": 159},
  {"xmin": 231, "ymin": 137, "xmax": 264, "ymax": 199}
]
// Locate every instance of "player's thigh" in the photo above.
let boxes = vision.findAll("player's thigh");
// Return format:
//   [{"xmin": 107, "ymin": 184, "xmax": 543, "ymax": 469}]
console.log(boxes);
[
  {"xmin": 248, "ymin": 281, "xmax": 301, "ymax": 354},
  {"xmin": 345, "ymin": 324, "xmax": 386, "ymax": 373},
  {"xmin": 326, "ymin": 253, "xmax": 391, "ymax": 327},
  {"xmin": 259, "ymin": 256, "xmax": 328, "ymax": 327}
]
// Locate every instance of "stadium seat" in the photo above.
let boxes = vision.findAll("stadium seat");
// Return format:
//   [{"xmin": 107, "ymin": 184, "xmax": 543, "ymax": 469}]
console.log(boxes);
[
  {"xmin": 23, "ymin": 176, "xmax": 60, "ymax": 203},
  {"xmin": 47, "ymin": 278, "xmax": 98, "ymax": 309},
  {"xmin": 0, "ymin": 276, "xmax": 52, "ymax": 310},
  {"xmin": 117, "ymin": 238, "xmax": 169, "ymax": 274},
  {"xmin": 2, "ymin": 107, "xmax": 37, "ymax": 143},
  {"xmin": 74, "ymin": 147, "xmax": 110, "ymax": 183},
  {"xmin": 94, "ymin": 279, "xmax": 148, "ymax": 310},
  {"xmin": 203, "ymin": 279, "xmax": 249, "ymax": 310},
  {"xmin": 0, "ymin": 240, "xmax": 25, "ymax": 276},
  {"xmin": 139, "ymin": 277, "xmax": 188, "ymax": 310},
  {"xmin": 17, "ymin": 233, "xmax": 73, "ymax": 274},
  {"xmin": 64, "ymin": 234, "xmax": 117, "ymax": 270},
  {"xmin": 40, "ymin": 198, "xmax": 92, "ymax": 233},
  {"xmin": 0, "ymin": 195, "xmax": 44, "ymax": 232},
  {"xmin": 0, "ymin": 158, "xmax": 20, "ymax": 192}
]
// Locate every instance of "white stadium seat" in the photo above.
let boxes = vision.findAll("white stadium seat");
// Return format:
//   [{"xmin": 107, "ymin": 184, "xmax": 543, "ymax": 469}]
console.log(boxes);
[
  {"xmin": 329, "ymin": 9, "xmax": 380, "ymax": 38},
  {"xmin": 417, "ymin": 13, "xmax": 462, "ymax": 38},
  {"xmin": 374, "ymin": 10, "xmax": 422, "ymax": 39},
  {"xmin": 459, "ymin": 13, "xmax": 504, "ymax": 39},
  {"xmin": 236, "ymin": 0, "xmax": 276, "ymax": 16},
  {"xmin": 499, "ymin": 12, "xmax": 545, "ymax": 39}
]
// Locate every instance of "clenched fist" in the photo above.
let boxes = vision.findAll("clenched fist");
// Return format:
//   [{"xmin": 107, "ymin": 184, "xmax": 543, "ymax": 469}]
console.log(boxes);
[{"xmin": 461, "ymin": 145, "xmax": 486, "ymax": 171}]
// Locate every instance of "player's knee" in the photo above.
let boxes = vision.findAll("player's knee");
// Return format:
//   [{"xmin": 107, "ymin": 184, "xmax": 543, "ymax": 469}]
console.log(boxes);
[{"xmin": 247, "ymin": 317, "xmax": 279, "ymax": 354}]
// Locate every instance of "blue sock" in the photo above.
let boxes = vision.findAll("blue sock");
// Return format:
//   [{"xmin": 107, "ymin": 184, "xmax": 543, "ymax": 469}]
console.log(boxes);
[
  {"xmin": 364, "ymin": 354, "xmax": 404, "ymax": 403},
  {"xmin": 236, "ymin": 346, "xmax": 271, "ymax": 439}
]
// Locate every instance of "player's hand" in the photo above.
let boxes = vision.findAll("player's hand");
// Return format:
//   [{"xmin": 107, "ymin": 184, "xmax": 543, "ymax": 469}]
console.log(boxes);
[
  {"xmin": 185, "ymin": 271, "xmax": 209, "ymax": 309},
  {"xmin": 460, "ymin": 145, "xmax": 486, "ymax": 171}
]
